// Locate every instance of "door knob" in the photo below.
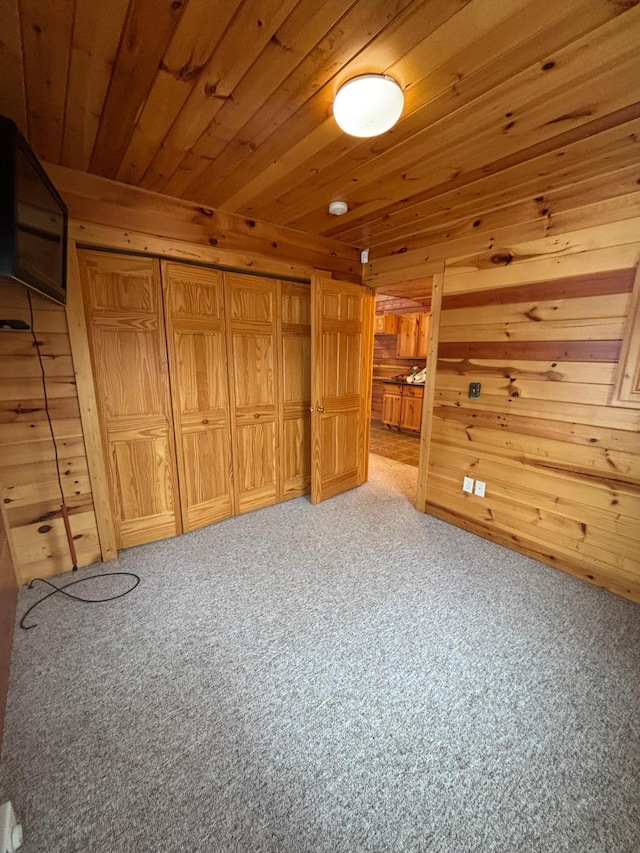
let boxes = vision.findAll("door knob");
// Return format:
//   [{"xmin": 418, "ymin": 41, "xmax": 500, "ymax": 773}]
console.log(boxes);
[{"xmin": 309, "ymin": 406, "xmax": 325, "ymax": 413}]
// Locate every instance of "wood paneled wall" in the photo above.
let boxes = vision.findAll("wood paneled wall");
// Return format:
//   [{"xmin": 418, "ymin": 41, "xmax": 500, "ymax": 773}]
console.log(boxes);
[
  {"xmin": 0, "ymin": 283, "xmax": 101, "ymax": 583},
  {"xmin": 373, "ymin": 215, "xmax": 640, "ymax": 603},
  {"xmin": 430, "ymin": 265, "xmax": 639, "ymax": 601},
  {"xmin": 44, "ymin": 164, "xmax": 362, "ymax": 283},
  {"xmin": 375, "ymin": 295, "xmax": 431, "ymax": 315}
]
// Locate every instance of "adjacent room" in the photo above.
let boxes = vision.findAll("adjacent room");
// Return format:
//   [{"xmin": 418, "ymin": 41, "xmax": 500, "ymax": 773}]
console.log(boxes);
[{"xmin": 0, "ymin": 1, "xmax": 639, "ymax": 850}]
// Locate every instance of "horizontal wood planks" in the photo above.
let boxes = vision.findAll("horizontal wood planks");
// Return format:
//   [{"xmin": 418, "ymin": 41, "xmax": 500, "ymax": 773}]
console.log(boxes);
[
  {"xmin": 0, "ymin": 282, "xmax": 101, "ymax": 583},
  {"xmin": 424, "ymin": 248, "xmax": 640, "ymax": 602},
  {"xmin": 44, "ymin": 164, "xmax": 361, "ymax": 283}
]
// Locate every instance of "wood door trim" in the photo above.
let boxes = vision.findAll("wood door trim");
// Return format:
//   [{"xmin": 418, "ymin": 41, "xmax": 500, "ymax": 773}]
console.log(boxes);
[{"xmin": 416, "ymin": 264, "xmax": 445, "ymax": 512}]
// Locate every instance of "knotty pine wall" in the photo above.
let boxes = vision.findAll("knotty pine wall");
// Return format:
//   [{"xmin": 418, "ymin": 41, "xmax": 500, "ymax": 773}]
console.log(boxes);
[
  {"xmin": 431, "ymin": 266, "xmax": 639, "ymax": 601},
  {"xmin": 367, "ymin": 215, "xmax": 640, "ymax": 603},
  {"xmin": 0, "ymin": 282, "xmax": 101, "ymax": 583}
]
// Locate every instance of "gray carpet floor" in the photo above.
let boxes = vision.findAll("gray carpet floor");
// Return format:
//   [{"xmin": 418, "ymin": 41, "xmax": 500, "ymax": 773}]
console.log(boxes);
[{"xmin": 1, "ymin": 454, "xmax": 639, "ymax": 853}]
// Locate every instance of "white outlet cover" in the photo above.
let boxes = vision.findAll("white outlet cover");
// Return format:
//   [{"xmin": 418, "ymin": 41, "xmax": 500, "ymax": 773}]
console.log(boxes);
[
  {"xmin": 463, "ymin": 476, "xmax": 474, "ymax": 494},
  {"xmin": 474, "ymin": 480, "xmax": 486, "ymax": 497}
]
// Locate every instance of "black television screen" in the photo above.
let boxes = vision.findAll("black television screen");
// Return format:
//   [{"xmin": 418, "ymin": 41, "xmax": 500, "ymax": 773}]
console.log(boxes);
[{"xmin": 0, "ymin": 116, "xmax": 68, "ymax": 305}]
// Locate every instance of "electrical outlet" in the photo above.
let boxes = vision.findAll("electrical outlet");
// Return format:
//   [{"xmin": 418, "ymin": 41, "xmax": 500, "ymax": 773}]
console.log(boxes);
[
  {"xmin": 463, "ymin": 476, "xmax": 474, "ymax": 493},
  {"xmin": 474, "ymin": 480, "xmax": 486, "ymax": 497}
]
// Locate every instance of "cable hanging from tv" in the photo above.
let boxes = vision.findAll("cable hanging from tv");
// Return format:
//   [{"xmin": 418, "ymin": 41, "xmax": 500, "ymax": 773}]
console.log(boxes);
[{"xmin": 19, "ymin": 291, "xmax": 140, "ymax": 630}]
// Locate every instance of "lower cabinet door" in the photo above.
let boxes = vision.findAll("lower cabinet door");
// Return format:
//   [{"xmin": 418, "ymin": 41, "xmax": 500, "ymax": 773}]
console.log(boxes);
[
  {"xmin": 400, "ymin": 390, "xmax": 423, "ymax": 432},
  {"xmin": 382, "ymin": 390, "xmax": 402, "ymax": 427}
]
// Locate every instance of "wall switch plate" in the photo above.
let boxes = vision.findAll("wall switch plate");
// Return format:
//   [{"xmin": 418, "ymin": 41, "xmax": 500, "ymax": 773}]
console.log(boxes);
[
  {"xmin": 474, "ymin": 480, "xmax": 486, "ymax": 497},
  {"xmin": 468, "ymin": 382, "xmax": 481, "ymax": 399},
  {"xmin": 463, "ymin": 476, "xmax": 474, "ymax": 493}
]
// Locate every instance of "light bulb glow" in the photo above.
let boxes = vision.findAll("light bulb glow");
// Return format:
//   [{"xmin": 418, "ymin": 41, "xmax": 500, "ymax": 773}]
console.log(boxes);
[{"xmin": 333, "ymin": 75, "xmax": 404, "ymax": 138}]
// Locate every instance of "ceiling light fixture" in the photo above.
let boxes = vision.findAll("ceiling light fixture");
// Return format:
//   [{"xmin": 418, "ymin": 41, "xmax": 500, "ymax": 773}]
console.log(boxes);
[
  {"xmin": 328, "ymin": 200, "xmax": 348, "ymax": 215},
  {"xmin": 333, "ymin": 74, "xmax": 404, "ymax": 138}
]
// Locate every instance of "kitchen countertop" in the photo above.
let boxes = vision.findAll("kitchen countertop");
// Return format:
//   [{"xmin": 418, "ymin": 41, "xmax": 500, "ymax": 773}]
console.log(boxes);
[{"xmin": 377, "ymin": 379, "xmax": 425, "ymax": 387}]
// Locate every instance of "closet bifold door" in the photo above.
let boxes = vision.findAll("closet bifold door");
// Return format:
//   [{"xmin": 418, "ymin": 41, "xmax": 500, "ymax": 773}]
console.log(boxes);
[
  {"xmin": 77, "ymin": 250, "xmax": 181, "ymax": 549},
  {"xmin": 161, "ymin": 262, "xmax": 234, "ymax": 531},
  {"xmin": 280, "ymin": 282, "xmax": 311, "ymax": 499},
  {"xmin": 224, "ymin": 273, "xmax": 280, "ymax": 513}
]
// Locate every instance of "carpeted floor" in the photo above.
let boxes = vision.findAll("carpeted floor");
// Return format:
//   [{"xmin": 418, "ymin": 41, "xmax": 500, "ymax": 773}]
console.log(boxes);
[{"xmin": 1, "ymin": 455, "xmax": 639, "ymax": 852}]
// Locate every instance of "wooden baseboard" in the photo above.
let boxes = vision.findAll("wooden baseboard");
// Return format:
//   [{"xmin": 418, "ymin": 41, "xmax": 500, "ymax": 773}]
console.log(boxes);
[{"xmin": 424, "ymin": 501, "xmax": 640, "ymax": 605}]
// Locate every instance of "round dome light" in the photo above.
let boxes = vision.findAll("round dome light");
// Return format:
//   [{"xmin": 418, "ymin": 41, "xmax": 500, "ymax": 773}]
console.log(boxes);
[
  {"xmin": 328, "ymin": 200, "xmax": 349, "ymax": 216},
  {"xmin": 333, "ymin": 74, "xmax": 404, "ymax": 138}
]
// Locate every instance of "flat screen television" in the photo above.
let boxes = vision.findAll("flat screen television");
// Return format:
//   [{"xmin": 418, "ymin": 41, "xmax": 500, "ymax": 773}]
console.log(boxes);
[{"xmin": 0, "ymin": 116, "xmax": 68, "ymax": 305}]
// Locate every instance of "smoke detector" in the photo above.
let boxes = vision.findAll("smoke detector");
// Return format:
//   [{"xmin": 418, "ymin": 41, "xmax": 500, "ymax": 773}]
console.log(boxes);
[{"xmin": 329, "ymin": 200, "xmax": 348, "ymax": 216}]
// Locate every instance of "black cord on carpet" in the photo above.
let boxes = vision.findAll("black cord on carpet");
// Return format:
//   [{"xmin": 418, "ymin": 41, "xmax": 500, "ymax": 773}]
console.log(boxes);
[{"xmin": 20, "ymin": 573, "xmax": 141, "ymax": 630}]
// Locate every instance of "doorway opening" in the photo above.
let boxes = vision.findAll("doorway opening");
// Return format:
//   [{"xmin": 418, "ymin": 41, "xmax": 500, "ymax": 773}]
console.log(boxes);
[{"xmin": 370, "ymin": 279, "xmax": 433, "ymax": 471}]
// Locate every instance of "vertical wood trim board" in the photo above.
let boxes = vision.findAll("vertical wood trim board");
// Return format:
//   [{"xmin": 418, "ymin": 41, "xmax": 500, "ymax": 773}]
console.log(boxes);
[
  {"xmin": 361, "ymin": 285, "xmax": 375, "ymax": 484},
  {"xmin": 0, "ymin": 281, "xmax": 101, "ymax": 583},
  {"xmin": 416, "ymin": 266, "xmax": 445, "ymax": 512},
  {"xmin": 612, "ymin": 262, "xmax": 640, "ymax": 408}
]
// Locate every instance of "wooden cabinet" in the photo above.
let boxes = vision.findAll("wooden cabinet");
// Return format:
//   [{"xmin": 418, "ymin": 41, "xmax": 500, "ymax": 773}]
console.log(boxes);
[
  {"xmin": 397, "ymin": 312, "xmax": 430, "ymax": 358},
  {"xmin": 400, "ymin": 386, "xmax": 423, "ymax": 431},
  {"xmin": 382, "ymin": 384, "xmax": 424, "ymax": 432},
  {"xmin": 79, "ymin": 250, "xmax": 312, "ymax": 546},
  {"xmin": 416, "ymin": 314, "xmax": 430, "ymax": 358},
  {"xmin": 381, "ymin": 386, "xmax": 402, "ymax": 427},
  {"xmin": 374, "ymin": 313, "xmax": 398, "ymax": 334}
]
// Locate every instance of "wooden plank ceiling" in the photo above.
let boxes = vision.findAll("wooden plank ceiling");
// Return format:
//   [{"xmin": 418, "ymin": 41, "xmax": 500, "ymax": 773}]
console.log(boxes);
[{"xmin": 2, "ymin": 0, "xmax": 640, "ymax": 256}]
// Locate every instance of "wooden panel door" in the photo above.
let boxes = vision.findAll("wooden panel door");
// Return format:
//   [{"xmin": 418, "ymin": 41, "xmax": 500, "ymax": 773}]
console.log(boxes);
[
  {"xmin": 162, "ymin": 262, "xmax": 234, "ymax": 531},
  {"xmin": 280, "ymin": 282, "xmax": 311, "ymax": 499},
  {"xmin": 311, "ymin": 274, "xmax": 374, "ymax": 504},
  {"xmin": 78, "ymin": 251, "xmax": 181, "ymax": 548},
  {"xmin": 225, "ymin": 273, "xmax": 280, "ymax": 514}
]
